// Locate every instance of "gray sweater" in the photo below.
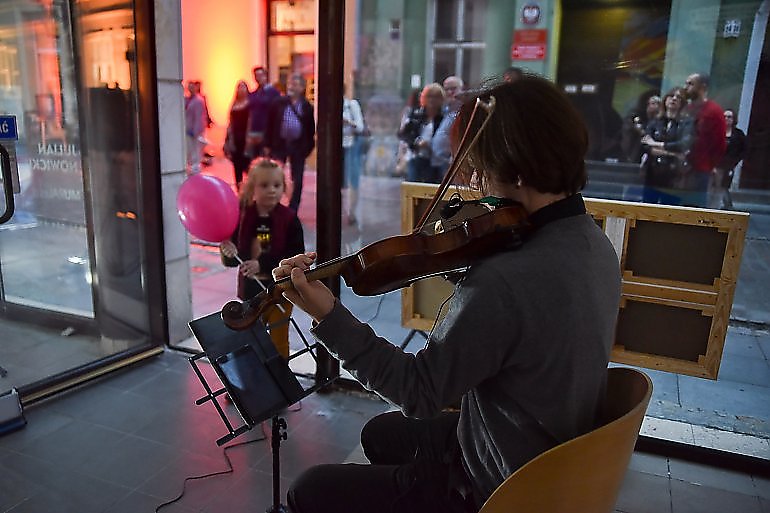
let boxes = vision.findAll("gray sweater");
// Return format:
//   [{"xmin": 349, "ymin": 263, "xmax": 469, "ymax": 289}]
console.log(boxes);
[{"xmin": 312, "ymin": 203, "xmax": 621, "ymax": 508}]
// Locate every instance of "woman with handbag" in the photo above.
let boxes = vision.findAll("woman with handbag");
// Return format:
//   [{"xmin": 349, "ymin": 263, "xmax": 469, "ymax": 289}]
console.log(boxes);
[
  {"xmin": 640, "ymin": 88, "xmax": 686, "ymax": 204},
  {"xmin": 225, "ymin": 80, "xmax": 252, "ymax": 189}
]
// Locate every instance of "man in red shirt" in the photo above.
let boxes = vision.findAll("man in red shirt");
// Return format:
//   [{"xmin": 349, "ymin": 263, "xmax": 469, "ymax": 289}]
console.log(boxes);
[{"xmin": 681, "ymin": 73, "xmax": 726, "ymax": 207}]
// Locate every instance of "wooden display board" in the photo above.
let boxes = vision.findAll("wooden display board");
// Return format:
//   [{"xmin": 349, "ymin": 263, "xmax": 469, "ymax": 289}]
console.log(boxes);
[{"xmin": 400, "ymin": 182, "xmax": 749, "ymax": 380}]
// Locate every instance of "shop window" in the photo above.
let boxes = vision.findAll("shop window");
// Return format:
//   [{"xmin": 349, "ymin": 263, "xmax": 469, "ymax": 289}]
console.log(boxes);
[{"xmin": 268, "ymin": 0, "xmax": 315, "ymax": 102}]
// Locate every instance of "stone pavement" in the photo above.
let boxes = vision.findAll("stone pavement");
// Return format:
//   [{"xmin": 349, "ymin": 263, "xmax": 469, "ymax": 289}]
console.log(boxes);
[{"xmin": 188, "ymin": 157, "xmax": 770, "ymax": 458}]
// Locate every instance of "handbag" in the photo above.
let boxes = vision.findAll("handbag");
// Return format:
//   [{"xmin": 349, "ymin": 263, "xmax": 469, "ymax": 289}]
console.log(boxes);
[{"xmin": 358, "ymin": 123, "xmax": 372, "ymax": 155}]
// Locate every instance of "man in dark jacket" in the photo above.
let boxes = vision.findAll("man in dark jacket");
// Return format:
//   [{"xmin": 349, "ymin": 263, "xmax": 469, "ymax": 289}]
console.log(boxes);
[
  {"xmin": 265, "ymin": 73, "xmax": 316, "ymax": 212},
  {"xmin": 247, "ymin": 66, "xmax": 280, "ymax": 158}
]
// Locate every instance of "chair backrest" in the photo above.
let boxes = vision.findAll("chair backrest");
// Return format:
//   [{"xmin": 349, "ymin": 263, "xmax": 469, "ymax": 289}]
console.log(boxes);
[{"xmin": 479, "ymin": 367, "xmax": 653, "ymax": 513}]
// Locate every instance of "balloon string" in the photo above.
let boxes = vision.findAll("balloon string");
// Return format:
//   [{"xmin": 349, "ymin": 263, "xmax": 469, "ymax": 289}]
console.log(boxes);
[{"xmin": 233, "ymin": 253, "xmax": 287, "ymax": 315}]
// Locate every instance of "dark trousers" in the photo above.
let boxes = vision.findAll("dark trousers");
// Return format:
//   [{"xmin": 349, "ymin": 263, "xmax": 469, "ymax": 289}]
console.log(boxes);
[
  {"xmin": 287, "ymin": 411, "xmax": 474, "ymax": 513},
  {"xmin": 229, "ymin": 152, "xmax": 251, "ymax": 187},
  {"xmin": 273, "ymin": 141, "xmax": 307, "ymax": 212}
]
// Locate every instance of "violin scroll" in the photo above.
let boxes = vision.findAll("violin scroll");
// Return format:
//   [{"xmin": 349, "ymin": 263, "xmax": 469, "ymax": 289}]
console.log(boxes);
[{"xmin": 222, "ymin": 287, "xmax": 282, "ymax": 331}]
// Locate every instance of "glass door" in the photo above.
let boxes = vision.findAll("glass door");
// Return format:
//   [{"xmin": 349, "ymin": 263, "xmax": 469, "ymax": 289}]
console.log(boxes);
[{"xmin": 0, "ymin": 0, "xmax": 159, "ymax": 396}]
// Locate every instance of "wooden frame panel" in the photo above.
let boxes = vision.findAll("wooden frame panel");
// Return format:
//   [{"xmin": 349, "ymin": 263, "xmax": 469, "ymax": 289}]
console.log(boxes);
[{"xmin": 401, "ymin": 184, "xmax": 750, "ymax": 379}]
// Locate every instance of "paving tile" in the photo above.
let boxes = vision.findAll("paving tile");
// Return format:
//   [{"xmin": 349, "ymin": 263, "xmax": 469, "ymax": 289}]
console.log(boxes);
[
  {"xmin": 615, "ymin": 470, "xmax": 672, "ymax": 513},
  {"xmin": 668, "ymin": 457, "xmax": 757, "ymax": 495},
  {"xmin": 127, "ymin": 362, "xmax": 209, "ymax": 404},
  {"xmin": 678, "ymin": 374, "xmax": 770, "ymax": 434},
  {"xmin": 0, "ymin": 452, "xmax": 47, "ymax": 512},
  {"xmin": 102, "ymin": 490, "xmax": 198, "ymax": 513},
  {"xmin": 137, "ymin": 446, "xmax": 247, "ymax": 506},
  {"xmin": 343, "ymin": 442, "xmax": 368, "ymax": 464},
  {"xmin": 199, "ymin": 467, "xmax": 275, "ymax": 513},
  {"xmin": 718, "ymin": 353, "xmax": 770, "ymax": 388},
  {"xmin": 753, "ymin": 475, "xmax": 770, "ymax": 500},
  {"xmin": 670, "ymin": 478, "xmax": 762, "ymax": 513},
  {"xmin": 757, "ymin": 334, "xmax": 770, "ymax": 361},
  {"xmin": 130, "ymin": 401, "xmax": 237, "ymax": 460},
  {"xmin": 0, "ymin": 451, "xmax": 132, "ymax": 513},
  {"xmin": 0, "ymin": 405, "xmax": 74, "ymax": 452},
  {"xmin": 75, "ymin": 433, "xmax": 180, "ymax": 489},
  {"xmin": 723, "ymin": 330, "xmax": 767, "ymax": 360},
  {"xmin": 15, "ymin": 417, "xmax": 128, "ymax": 470},
  {"xmin": 627, "ymin": 451, "xmax": 670, "ymax": 477}
]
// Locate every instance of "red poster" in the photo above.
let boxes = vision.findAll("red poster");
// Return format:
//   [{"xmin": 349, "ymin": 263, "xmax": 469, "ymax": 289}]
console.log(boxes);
[{"xmin": 511, "ymin": 29, "xmax": 548, "ymax": 61}]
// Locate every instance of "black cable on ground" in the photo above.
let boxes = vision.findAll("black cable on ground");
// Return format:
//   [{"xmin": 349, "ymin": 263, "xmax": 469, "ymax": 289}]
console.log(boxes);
[{"xmin": 154, "ymin": 433, "xmax": 266, "ymax": 512}]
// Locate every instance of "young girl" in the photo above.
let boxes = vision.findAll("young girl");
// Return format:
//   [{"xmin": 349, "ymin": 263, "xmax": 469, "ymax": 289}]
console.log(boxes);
[{"xmin": 220, "ymin": 158, "xmax": 305, "ymax": 358}]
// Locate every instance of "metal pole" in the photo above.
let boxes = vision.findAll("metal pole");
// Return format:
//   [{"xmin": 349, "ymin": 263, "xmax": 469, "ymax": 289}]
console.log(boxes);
[{"xmin": 314, "ymin": 0, "xmax": 344, "ymax": 384}]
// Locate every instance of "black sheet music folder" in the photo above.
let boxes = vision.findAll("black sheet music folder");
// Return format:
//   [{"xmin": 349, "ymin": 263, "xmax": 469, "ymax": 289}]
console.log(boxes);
[{"xmin": 188, "ymin": 311, "xmax": 326, "ymax": 445}]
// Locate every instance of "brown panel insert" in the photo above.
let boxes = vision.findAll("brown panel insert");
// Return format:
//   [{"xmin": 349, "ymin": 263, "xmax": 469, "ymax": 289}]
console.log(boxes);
[
  {"xmin": 625, "ymin": 220, "xmax": 727, "ymax": 285},
  {"xmin": 616, "ymin": 300, "xmax": 711, "ymax": 362},
  {"xmin": 413, "ymin": 277, "xmax": 455, "ymax": 322}
]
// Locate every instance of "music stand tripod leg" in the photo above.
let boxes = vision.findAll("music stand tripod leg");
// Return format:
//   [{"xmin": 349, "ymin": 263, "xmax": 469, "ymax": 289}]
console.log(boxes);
[{"xmin": 268, "ymin": 415, "xmax": 289, "ymax": 513}]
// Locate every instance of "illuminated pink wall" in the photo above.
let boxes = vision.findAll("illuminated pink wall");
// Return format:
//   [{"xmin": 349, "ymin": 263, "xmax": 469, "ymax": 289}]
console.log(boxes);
[{"xmin": 181, "ymin": 0, "xmax": 267, "ymax": 133}]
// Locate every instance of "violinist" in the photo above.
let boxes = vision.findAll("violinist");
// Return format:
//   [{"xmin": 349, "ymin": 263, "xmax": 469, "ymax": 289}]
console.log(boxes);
[{"xmin": 277, "ymin": 74, "xmax": 622, "ymax": 513}]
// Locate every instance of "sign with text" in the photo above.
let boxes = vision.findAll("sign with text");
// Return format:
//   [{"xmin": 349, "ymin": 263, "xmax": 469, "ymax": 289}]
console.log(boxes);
[
  {"xmin": 0, "ymin": 116, "xmax": 18, "ymax": 141},
  {"xmin": 27, "ymin": 141, "xmax": 86, "ymax": 226},
  {"xmin": 511, "ymin": 29, "xmax": 548, "ymax": 61}
]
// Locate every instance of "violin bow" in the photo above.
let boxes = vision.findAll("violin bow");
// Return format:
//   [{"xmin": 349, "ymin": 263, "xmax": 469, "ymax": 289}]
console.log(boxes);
[{"xmin": 413, "ymin": 95, "xmax": 497, "ymax": 233}]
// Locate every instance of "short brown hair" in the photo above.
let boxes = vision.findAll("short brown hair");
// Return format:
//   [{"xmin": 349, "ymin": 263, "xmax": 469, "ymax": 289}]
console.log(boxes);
[{"xmin": 453, "ymin": 74, "xmax": 588, "ymax": 195}]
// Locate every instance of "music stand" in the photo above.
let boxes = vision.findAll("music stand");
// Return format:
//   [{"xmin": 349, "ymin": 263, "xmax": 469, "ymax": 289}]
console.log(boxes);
[{"xmin": 188, "ymin": 311, "xmax": 333, "ymax": 513}]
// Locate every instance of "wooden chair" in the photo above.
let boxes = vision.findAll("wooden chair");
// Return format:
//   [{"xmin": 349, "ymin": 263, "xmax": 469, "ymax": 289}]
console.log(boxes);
[{"xmin": 479, "ymin": 367, "xmax": 653, "ymax": 513}]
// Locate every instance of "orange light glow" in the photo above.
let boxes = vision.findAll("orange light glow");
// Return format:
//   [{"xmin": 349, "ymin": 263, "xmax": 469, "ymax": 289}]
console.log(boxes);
[{"xmin": 181, "ymin": 0, "xmax": 268, "ymax": 143}]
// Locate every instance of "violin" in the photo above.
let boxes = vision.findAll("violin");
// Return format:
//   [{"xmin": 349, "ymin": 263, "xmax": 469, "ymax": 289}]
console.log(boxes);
[
  {"xmin": 222, "ymin": 204, "xmax": 529, "ymax": 329},
  {"xmin": 221, "ymin": 95, "xmax": 530, "ymax": 331}
]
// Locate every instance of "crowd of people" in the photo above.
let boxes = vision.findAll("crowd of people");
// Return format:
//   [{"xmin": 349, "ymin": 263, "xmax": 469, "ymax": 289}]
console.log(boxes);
[
  {"xmin": 628, "ymin": 73, "xmax": 747, "ymax": 208},
  {"xmin": 185, "ymin": 68, "xmax": 749, "ymax": 215},
  {"xmin": 185, "ymin": 67, "xmax": 316, "ymax": 212}
]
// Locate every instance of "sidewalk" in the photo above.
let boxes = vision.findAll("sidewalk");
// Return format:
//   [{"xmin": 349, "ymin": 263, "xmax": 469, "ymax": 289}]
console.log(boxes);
[{"xmin": 188, "ymin": 158, "xmax": 770, "ymax": 460}]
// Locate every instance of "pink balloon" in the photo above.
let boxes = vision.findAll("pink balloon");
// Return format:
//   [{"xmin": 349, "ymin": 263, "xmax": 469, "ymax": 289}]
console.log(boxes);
[{"xmin": 176, "ymin": 174, "xmax": 239, "ymax": 242}]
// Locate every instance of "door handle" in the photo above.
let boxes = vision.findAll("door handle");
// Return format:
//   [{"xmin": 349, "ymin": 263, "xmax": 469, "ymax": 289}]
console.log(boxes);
[{"xmin": 0, "ymin": 144, "xmax": 15, "ymax": 224}]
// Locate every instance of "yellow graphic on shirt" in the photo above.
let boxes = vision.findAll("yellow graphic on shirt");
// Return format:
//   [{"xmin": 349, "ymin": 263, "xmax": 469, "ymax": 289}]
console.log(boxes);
[{"xmin": 252, "ymin": 224, "xmax": 271, "ymax": 257}]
